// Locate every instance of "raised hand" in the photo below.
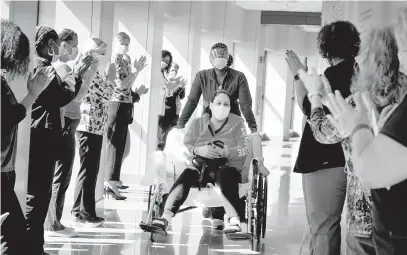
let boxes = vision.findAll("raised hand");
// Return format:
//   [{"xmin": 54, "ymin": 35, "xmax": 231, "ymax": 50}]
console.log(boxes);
[
  {"xmin": 27, "ymin": 67, "xmax": 55, "ymax": 96},
  {"xmin": 118, "ymin": 73, "xmax": 137, "ymax": 90},
  {"xmin": 285, "ymin": 50, "xmax": 307, "ymax": 76},
  {"xmin": 298, "ymin": 69, "xmax": 323, "ymax": 95},
  {"xmin": 105, "ymin": 62, "xmax": 117, "ymax": 83},
  {"xmin": 324, "ymin": 91, "xmax": 370, "ymax": 137},
  {"xmin": 135, "ymin": 84, "xmax": 149, "ymax": 95},
  {"xmin": 134, "ymin": 55, "xmax": 147, "ymax": 72},
  {"xmin": 73, "ymin": 55, "xmax": 93, "ymax": 78}
]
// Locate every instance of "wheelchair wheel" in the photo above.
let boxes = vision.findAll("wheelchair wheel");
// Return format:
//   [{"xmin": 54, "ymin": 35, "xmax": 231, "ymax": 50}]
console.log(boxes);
[
  {"xmin": 262, "ymin": 177, "xmax": 268, "ymax": 238},
  {"xmin": 255, "ymin": 173, "xmax": 263, "ymax": 240}
]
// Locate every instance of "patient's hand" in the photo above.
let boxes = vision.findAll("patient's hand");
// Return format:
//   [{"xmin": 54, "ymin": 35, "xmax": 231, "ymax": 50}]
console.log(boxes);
[{"xmin": 196, "ymin": 145, "xmax": 222, "ymax": 159}]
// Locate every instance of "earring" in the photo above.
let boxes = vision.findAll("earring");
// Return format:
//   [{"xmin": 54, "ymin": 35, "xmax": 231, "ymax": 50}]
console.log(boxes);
[{"xmin": 48, "ymin": 47, "xmax": 54, "ymax": 56}]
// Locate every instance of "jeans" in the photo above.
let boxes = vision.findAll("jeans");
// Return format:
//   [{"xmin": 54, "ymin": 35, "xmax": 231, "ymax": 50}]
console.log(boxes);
[
  {"xmin": 71, "ymin": 131, "xmax": 103, "ymax": 219},
  {"xmin": 26, "ymin": 128, "xmax": 59, "ymax": 254},
  {"xmin": 346, "ymin": 233, "xmax": 376, "ymax": 255},
  {"xmin": 302, "ymin": 167, "xmax": 347, "ymax": 255},
  {"xmin": 164, "ymin": 167, "xmax": 244, "ymax": 218},
  {"xmin": 44, "ymin": 117, "xmax": 80, "ymax": 231},
  {"xmin": 1, "ymin": 171, "xmax": 28, "ymax": 255},
  {"xmin": 157, "ymin": 114, "xmax": 178, "ymax": 151},
  {"xmin": 104, "ymin": 102, "xmax": 132, "ymax": 181}
]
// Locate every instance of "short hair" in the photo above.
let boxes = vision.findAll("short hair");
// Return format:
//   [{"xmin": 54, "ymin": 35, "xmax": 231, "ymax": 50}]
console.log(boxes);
[
  {"xmin": 35, "ymin": 25, "xmax": 59, "ymax": 55},
  {"xmin": 317, "ymin": 21, "xmax": 361, "ymax": 60},
  {"xmin": 116, "ymin": 32, "xmax": 130, "ymax": 43},
  {"xmin": 1, "ymin": 19, "xmax": 30, "ymax": 79},
  {"xmin": 58, "ymin": 28, "xmax": 77, "ymax": 43}
]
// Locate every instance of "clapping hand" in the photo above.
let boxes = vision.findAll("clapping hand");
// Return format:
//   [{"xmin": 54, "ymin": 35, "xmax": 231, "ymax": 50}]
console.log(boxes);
[
  {"xmin": 285, "ymin": 50, "xmax": 308, "ymax": 76},
  {"xmin": 135, "ymin": 84, "xmax": 149, "ymax": 95},
  {"xmin": 1, "ymin": 213, "xmax": 9, "ymax": 255},
  {"xmin": 134, "ymin": 55, "xmax": 147, "ymax": 73},
  {"xmin": 105, "ymin": 63, "xmax": 117, "ymax": 83},
  {"xmin": 27, "ymin": 67, "xmax": 55, "ymax": 97},
  {"xmin": 73, "ymin": 54, "xmax": 93, "ymax": 78}
]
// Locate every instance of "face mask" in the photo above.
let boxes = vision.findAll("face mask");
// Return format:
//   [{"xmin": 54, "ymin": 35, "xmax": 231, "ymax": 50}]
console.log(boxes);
[
  {"xmin": 211, "ymin": 104, "xmax": 230, "ymax": 120},
  {"xmin": 212, "ymin": 58, "xmax": 228, "ymax": 70},
  {"xmin": 161, "ymin": 61, "xmax": 168, "ymax": 70},
  {"xmin": 97, "ymin": 54, "xmax": 110, "ymax": 74},
  {"xmin": 70, "ymin": 47, "xmax": 79, "ymax": 60},
  {"xmin": 49, "ymin": 41, "xmax": 60, "ymax": 63},
  {"xmin": 118, "ymin": 45, "xmax": 129, "ymax": 55}
]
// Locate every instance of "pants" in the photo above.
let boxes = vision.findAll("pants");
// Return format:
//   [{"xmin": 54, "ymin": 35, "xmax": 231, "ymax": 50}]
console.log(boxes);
[
  {"xmin": 157, "ymin": 114, "xmax": 178, "ymax": 151},
  {"xmin": 71, "ymin": 131, "xmax": 103, "ymax": 219},
  {"xmin": 372, "ymin": 220, "xmax": 407, "ymax": 255},
  {"xmin": 44, "ymin": 117, "xmax": 80, "ymax": 231},
  {"xmin": 104, "ymin": 102, "xmax": 133, "ymax": 181},
  {"xmin": 26, "ymin": 128, "xmax": 59, "ymax": 254},
  {"xmin": 164, "ymin": 167, "xmax": 244, "ymax": 218},
  {"xmin": 302, "ymin": 167, "xmax": 347, "ymax": 255},
  {"xmin": 346, "ymin": 233, "xmax": 376, "ymax": 255},
  {"xmin": 1, "ymin": 171, "xmax": 28, "ymax": 255}
]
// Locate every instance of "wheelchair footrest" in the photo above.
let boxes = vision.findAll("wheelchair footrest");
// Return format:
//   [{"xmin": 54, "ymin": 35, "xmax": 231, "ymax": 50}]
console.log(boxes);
[{"xmin": 225, "ymin": 232, "xmax": 252, "ymax": 240}]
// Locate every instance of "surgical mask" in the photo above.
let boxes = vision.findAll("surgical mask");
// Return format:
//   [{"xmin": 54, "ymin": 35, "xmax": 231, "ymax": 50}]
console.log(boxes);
[
  {"xmin": 211, "ymin": 104, "xmax": 230, "ymax": 120},
  {"xmin": 118, "ymin": 45, "xmax": 129, "ymax": 55},
  {"xmin": 70, "ymin": 47, "xmax": 79, "ymax": 60},
  {"xmin": 212, "ymin": 58, "xmax": 228, "ymax": 70},
  {"xmin": 49, "ymin": 42, "xmax": 60, "ymax": 63},
  {"xmin": 161, "ymin": 61, "xmax": 168, "ymax": 69}
]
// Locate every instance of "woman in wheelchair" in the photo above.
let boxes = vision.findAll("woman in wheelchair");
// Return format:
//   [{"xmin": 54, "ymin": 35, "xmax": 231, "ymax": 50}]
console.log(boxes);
[{"xmin": 146, "ymin": 90, "xmax": 249, "ymax": 236}]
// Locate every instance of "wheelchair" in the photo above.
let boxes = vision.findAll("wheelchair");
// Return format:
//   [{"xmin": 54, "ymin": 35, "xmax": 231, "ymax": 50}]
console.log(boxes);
[{"xmin": 139, "ymin": 129, "xmax": 270, "ymax": 247}]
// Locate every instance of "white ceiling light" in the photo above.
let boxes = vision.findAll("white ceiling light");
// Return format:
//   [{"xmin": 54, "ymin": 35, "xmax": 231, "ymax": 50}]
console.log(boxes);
[{"xmin": 236, "ymin": 1, "xmax": 322, "ymax": 13}]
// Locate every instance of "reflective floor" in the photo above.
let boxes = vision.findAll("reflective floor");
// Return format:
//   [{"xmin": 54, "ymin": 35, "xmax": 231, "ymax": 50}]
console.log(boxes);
[{"xmin": 44, "ymin": 138, "xmax": 314, "ymax": 255}]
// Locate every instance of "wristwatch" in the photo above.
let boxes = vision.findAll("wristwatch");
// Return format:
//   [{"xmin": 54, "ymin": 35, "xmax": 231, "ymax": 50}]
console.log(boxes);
[{"xmin": 294, "ymin": 74, "xmax": 300, "ymax": 81}]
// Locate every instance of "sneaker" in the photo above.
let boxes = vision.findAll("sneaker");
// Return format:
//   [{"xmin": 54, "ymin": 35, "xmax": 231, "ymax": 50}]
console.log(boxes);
[
  {"xmin": 45, "ymin": 226, "xmax": 78, "ymax": 238},
  {"xmin": 72, "ymin": 216, "xmax": 104, "ymax": 228},
  {"xmin": 211, "ymin": 219, "xmax": 225, "ymax": 230},
  {"xmin": 95, "ymin": 216, "xmax": 105, "ymax": 225}
]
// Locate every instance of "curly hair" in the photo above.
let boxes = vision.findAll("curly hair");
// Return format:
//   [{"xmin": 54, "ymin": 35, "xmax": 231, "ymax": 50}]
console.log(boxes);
[
  {"xmin": 1, "ymin": 19, "xmax": 30, "ymax": 79},
  {"xmin": 351, "ymin": 27, "xmax": 407, "ymax": 107},
  {"xmin": 35, "ymin": 26, "xmax": 59, "ymax": 56},
  {"xmin": 227, "ymin": 55, "xmax": 234, "ymax": 67},
  {"xmin": 162, "ymin": 50, "xmax": 173, "ymax": 73},
  {"xmin": 317, "ymin": 21, "xmax": 361, "ymax": 60}
]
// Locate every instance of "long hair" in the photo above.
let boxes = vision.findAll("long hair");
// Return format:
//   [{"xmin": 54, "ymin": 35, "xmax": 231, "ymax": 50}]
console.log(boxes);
[
  {"xmin": 351, "ymin": 27, "xmax": 407, "ymax": 106},
  {"xmin": 1, "ymin": 19, "xmax": 30, "ymax": 79},
  {"xmin": 162, "ymin": 50, "xmax": 172, "ymax": 73}
]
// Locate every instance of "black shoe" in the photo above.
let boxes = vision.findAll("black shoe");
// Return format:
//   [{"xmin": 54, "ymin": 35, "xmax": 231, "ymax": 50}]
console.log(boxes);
[
  {"xmin": 73, "ymin": 216, "xmax": 104, "ymax": 228},
  {"xmin": 118, "ymin": 185, "xmax": 129, "ymax": 190}
]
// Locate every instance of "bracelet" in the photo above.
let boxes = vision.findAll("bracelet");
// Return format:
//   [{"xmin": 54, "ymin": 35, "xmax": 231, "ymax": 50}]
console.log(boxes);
[
  {"xmin": 294, "ymin": 74, "xmax": 300, "ymax": 81},
  {"xmin": 350, "ymin": 124, "xmax": 374, "ymax": 140}
]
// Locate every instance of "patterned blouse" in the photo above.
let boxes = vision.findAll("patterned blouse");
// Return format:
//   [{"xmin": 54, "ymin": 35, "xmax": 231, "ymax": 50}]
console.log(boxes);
[
  {"xmin": 308, "ymin": 96, "xmax": 373, "ymax": 238},
  {"xmin": 77, "ymin": 70, "xmax": 115, "ymax": 136},
  {"xmin": 111, "ymin": 53, "xmax": 133, "ymax": 103}
]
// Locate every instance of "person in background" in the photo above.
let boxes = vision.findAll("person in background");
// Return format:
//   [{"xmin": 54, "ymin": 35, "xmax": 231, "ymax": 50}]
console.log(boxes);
[
  {"xmin": 44, "ymin": 28, "xmax": 96, "ymax": 238},
  {"xmin": 71, "ymin": 37, "xmax": 119, "ymax": 226},
  {"xmin": 103, "ymin": 31, "xmax": 148, "ymax": 198},
  {"xmin": 285, "ymin": 21, "xmax": 360, "ymax": 255},
  {"xmin": 26, "ymin": 25, "xmax": 92, "ymax": 255},
  {"xmin": 176, "ymin": 42, "xmax": 257, "ymax": 230},
  {"xmin": 157, "ymin": 52, "xmax": 187, "ymax": 151},
  {"xmin": 1, "ymin": 19, "xmax": 55, "ymax": 255}
]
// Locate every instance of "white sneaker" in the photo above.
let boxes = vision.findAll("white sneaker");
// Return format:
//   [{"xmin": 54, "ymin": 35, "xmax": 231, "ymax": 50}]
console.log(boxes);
[
  {"xmin": 211, "ymin": 219, "xmax": 225, "ymax": 230},
  {"xmin": 45, "ymin": 227, "xmax": 78, "ymax": 238}
]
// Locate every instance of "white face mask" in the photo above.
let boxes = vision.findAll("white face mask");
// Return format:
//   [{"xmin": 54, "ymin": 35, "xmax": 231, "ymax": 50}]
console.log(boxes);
[
  {"xmin": 212, "ymin": 58, "xmax": 228, "ymax": 70},
  {"xmin": 161, "ymin": 61, "xmax": 168, "ymax": 70},
  {"xmin": 70, "ymin": 47, "xmax": 79, "ymax": 60},
  {"xmin": 49, "ymin": 41, "xmax": 60, "ymax": 63},
  {"xmin": 118, "ymin": 45, "xmax": 129, "ymax": 55},
  {"xmin": 211, "ymin": 104, "xmax": 230, "ymax": 121}
]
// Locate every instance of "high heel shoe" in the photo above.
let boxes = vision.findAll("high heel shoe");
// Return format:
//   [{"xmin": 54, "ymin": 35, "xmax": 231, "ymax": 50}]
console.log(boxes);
[{"xmin": 104, "ymin": 186, "xmax": 127, "ymax": 200}]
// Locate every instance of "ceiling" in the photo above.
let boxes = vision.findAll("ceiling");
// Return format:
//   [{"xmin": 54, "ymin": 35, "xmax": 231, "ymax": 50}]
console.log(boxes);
[{"xmin": 235, "ymin": 1, "xmax": 322, "ymax": 13}]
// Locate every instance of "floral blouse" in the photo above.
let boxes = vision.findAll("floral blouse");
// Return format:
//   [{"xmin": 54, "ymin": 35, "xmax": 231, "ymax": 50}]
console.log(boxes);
[
  {"xmin": 77, "ymin": 70, "xmax": 115, "ymax": 135},
  {"xmin": 111, "ymin": 53, "xmax": 133, "ymax": 103},
  {"xmin": 308, "ymin": 96, "xmax": 373, "ymax": 238}
]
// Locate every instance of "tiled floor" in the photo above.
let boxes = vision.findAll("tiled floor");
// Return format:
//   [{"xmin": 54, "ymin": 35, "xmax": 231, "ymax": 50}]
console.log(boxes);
[{"xmin": 44, "ymin": 138, "xmax": 315, "ymax": 255}]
